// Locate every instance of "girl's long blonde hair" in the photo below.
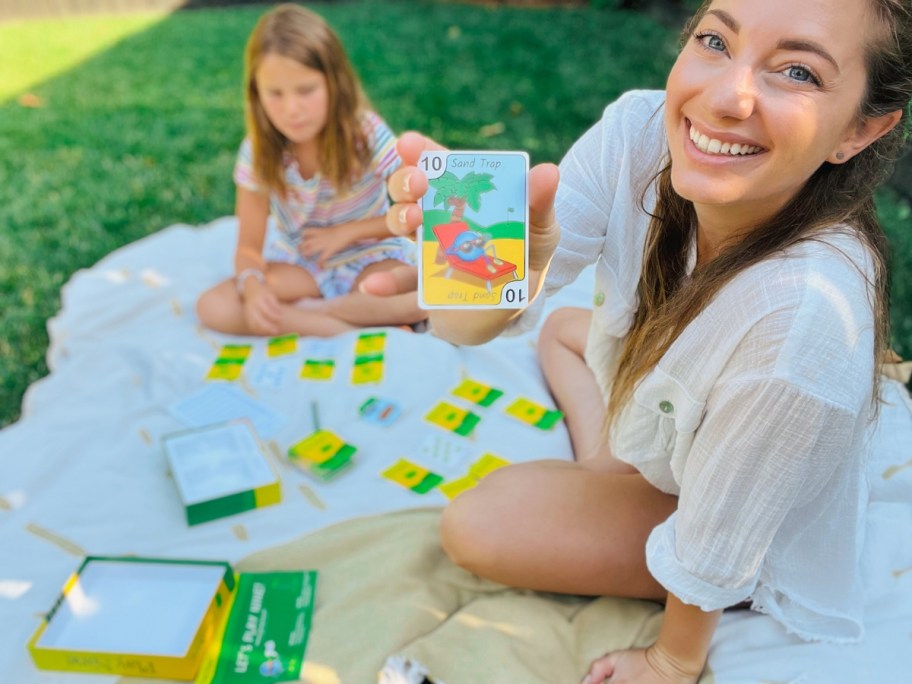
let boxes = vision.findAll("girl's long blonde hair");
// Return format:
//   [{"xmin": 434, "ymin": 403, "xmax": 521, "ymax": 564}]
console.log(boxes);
[
  {"xmin": 243, "ymin": 3, "xmax": 372, "ymax": 196},
  {"xmin": 606, "ymin": 0, "xmax": 912, "ymax": 427}
]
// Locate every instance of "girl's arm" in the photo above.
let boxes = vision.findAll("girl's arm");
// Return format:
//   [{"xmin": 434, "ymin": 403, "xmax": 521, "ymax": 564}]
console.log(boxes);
[
  {"xmin": 233, "ymin": 186, "xmax": 271, "ymax": 292},
  {"xmin": 298, "ymin": 216, "xmax": 391, "ymax": 265},
  {"xmin": 583, "ymin": 593, "xmax": 721, "ymax": 684}
]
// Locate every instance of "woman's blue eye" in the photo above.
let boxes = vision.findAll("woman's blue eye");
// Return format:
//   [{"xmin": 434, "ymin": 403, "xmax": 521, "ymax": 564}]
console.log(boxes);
[
  {"xmin": 697, "ymin": 33, "xmax": 726, "ymax": 52},
  {"xmin": 785, "ymin": 65, "xmax": 819, "ymax": 85}
]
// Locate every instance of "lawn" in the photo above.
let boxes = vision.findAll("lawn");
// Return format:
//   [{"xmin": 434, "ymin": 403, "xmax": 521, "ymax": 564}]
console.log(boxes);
[{"xmin": 0, "ymin": 0, "xmax": 909, "ymax": 427}]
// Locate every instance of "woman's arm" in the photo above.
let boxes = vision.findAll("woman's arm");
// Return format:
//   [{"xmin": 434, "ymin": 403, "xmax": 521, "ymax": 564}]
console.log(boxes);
[{"xmin": 583, "ymin": 593, "xmax": 721, "ymax": 684}]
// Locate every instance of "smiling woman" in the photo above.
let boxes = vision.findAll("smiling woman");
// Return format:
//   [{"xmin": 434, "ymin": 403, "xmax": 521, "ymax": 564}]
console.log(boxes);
[{"xmin": 375, "ymin": 0, "xmax": 912, "ymax": 682}]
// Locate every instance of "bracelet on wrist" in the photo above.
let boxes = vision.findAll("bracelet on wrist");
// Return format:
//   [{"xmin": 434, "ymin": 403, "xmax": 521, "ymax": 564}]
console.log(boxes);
[{"xmin": 235, "ymin": 268, "xmax": 266, "ymax": 296}]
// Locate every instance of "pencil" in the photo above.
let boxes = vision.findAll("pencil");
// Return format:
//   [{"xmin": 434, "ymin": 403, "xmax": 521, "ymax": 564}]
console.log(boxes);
[{"xmin": 311, "ymin": 400, "xmax": 321, "ymax": 432}]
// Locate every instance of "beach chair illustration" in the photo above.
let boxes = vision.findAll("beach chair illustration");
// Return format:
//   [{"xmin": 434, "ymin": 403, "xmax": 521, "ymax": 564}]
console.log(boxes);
[{"xmin": 432, "ymin": 221, "xmax": 518, "ymax": 292}]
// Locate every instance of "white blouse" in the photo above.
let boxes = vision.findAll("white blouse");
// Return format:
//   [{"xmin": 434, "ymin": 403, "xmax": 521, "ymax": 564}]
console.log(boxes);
[{"xmin": 524, "ymin": 90, "xmax": 880, "ymax": 642}]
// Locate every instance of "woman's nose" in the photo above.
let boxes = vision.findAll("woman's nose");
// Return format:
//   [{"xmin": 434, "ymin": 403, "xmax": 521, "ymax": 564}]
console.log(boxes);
[{"xmin": 705, "ymin": 63, "xmax": 758, "ymax": 121}]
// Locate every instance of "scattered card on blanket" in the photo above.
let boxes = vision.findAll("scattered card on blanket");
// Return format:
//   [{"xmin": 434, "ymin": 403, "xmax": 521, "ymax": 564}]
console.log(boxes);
[
  {"xmin": 358, "ymin": 396, "xmax": 402, "ymax": 426},
  {"xmin": 381, "ymin": 458, "xmax": 444, "ymax": 494},
  {"xmin": 414, "ymin": 433, "xmax": 472, "ymax": 475},
  {"xmin": 425, "ymin": 401, "xmax": 480, "ymax": 437},
  {"xmin": 287, "ymin": 429, "xmax": 357, "ymax": 482},
  {"xmin": 451, "ymin": 378, "xmax": 504, "ymax": 407},
  {"xmin": 300, "ymin": 359, "xmax": 335, "ymax": 381},
  {"xmin": 439, "ymin": 453, "xmax": 511, "ymax": 501},
  {"xmin": 266, "ymin": 333, "xmax": 298, "ymax": 358},
  {"xmin": 205, "ymin": 344, "xmax": 253, "ymax": 381},
  {"xmin": 504, "ymin": 397, "xmax": 564, "ymax": 430},
  {"xmin": 418, "ymin": 150, "xmax": 529, "ymax": 309},
  {"xmin": 168, "ymin": 385, "xmax": 286, "ymax": 439}
]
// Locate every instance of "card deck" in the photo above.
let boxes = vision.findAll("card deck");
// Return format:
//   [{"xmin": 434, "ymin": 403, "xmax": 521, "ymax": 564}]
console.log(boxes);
[
  {"xmin": 418, "ymin": 150, "xmax": 529, "ymax": 309},
  {"xmin": 287, "ymin": 430, "xmax": 356, "ymax": 482}
]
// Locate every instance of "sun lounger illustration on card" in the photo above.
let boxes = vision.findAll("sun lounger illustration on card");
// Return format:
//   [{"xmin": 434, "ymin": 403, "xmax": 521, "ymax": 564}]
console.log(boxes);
[{"xmin": 432, "ymin": 221, "xmax": 518, "ymax": 292}]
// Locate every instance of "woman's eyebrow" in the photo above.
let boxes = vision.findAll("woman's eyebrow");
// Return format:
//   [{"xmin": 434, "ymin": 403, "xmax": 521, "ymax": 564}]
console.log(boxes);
[
  {"xmin": 776, "ymin": 39, "xmax": 840, "ymax": 72},
  {"xmin": 706, "ymin": 9, "xmax": 739, "ymax": 33}
]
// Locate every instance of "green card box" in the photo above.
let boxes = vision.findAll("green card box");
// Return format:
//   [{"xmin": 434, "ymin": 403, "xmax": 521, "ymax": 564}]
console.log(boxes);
[
  {"xmin": 28, "ymin": 557, "xmax": 235, "ymax": 680},
  {"xmin": 163, "ymin": 420, "xmax": 281, "ymax": 526}
]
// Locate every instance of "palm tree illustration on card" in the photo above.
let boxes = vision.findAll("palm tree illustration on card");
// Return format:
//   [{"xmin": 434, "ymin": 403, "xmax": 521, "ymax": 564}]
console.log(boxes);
[{"xmin": 418, "ymin": 150, "xmax": 529, "ymax": 309}]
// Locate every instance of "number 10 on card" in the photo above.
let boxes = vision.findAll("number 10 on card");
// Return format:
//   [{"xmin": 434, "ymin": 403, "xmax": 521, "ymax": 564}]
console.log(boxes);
[{"xmin": 417, "ymin": 150, "xmax": 529, "ymax": 310}]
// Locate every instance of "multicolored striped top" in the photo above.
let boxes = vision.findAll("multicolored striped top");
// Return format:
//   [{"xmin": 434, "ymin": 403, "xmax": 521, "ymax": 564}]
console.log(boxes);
[{"xmin": 233, "ymin": 110, "xmax": 401, "ymax": 244}]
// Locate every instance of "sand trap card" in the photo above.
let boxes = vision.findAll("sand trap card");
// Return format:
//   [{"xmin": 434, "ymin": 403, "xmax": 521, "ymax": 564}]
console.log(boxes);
[
  {"xmin": 287, "ymin": 429, "xmax": 357, "ymax": 481},
  {"xmin": 504, "ymin": 397, "xmax": 564, "ymax": 430},
  {"xmin": 418, "ymin": 150, "xmax": 529, "ymax": 309},
  {"xmin": 163, "ymin": 420, "xmax": 281, "ymax": 525},
  {"xmin": 29, "ymin": 557, "xmax": 317, "ymax": 682},
  {"xmin": 29, "ymin": 556, "xmax": 235, "ymax": 679}
]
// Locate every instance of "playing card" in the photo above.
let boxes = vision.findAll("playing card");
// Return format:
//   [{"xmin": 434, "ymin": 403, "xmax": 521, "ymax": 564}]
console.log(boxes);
[{"xmin": 418, "ymin": 150, "xmax": 529, "ymax": 309}]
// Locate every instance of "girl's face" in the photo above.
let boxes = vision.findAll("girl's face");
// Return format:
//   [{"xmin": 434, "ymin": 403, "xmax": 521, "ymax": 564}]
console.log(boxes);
[
  {"xmin": 664, "ymin": 0, "xmax": 874, "ymax": 224},
  {"xmin": 256, "ymin": 53, "xmax": 329, "ymax": 145}
]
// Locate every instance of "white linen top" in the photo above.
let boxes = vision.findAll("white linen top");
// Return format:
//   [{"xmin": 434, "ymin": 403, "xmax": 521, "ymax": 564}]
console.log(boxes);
[{"xmin": 521, "ymin": 90, "xmax": 878, "ymax": 642}]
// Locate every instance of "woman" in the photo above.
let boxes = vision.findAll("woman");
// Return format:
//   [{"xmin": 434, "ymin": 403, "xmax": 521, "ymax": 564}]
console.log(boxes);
[{"xmin": 371, "ymin": 0, "xmax": 912, "ymax": 681}]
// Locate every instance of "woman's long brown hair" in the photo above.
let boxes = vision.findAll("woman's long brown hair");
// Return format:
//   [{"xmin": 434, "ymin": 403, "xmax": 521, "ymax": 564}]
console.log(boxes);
[
  {"xmin": 243, "ymin": 3, "xmax": 372, "ymax": 197},
  {"xmin": 606, "ymin": 0, "xmax": 912, "ymax": 426}
]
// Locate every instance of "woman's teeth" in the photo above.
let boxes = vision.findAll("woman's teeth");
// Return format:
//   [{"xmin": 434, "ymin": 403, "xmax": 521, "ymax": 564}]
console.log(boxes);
[{"xmin": 689, "ymin": 125, "xmax": 761, "ymax": 156}]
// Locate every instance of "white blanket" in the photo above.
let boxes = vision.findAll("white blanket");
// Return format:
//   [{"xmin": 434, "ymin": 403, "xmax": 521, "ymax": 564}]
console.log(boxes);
[{"xmin": 1, "ymin": 217, "xmax": 910, "ymax": 683}]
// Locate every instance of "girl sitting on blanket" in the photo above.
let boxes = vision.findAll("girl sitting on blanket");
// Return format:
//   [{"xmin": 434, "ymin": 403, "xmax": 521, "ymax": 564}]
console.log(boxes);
[
  {"xmin": 370, "ymin": 0, "xmax": 912, "ymax": 681},
  {"xmin": 196, "ymin": 4, "xmax": 426, "ymax": 337}
]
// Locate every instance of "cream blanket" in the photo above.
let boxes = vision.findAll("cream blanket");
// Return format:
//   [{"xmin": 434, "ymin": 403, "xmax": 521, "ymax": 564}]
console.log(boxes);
[{"xmin": 1, "ymin": 217, "xmax": 910, "ymax": 684}]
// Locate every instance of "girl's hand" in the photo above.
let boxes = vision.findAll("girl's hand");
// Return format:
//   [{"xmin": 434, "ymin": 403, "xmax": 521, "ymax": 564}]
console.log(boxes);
[
  {"xmin": 298, "ymin": 225, "xmax": 352, "ymax": 266},
  {"xmin": 241, "ymin": 280, "xmax": 282, "ymax": 336},
  {"xmin": 582, "ymin": 645, "xmax": 702, "ymax": 684},
  {"xmin": 359, "ymin": 132, "xmax": 561, "ymax": 296}
]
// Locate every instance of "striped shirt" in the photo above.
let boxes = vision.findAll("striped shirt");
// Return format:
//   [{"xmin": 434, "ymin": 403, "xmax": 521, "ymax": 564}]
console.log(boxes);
[{"xmin": 233, "ymin": 110, "xmax": 400, "ymax": 244}]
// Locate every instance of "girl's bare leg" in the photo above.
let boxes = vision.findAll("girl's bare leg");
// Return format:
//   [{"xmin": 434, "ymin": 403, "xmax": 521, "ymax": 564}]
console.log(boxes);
[
  {"xmin": 319, "ymin": 260, "xmax": 428, "ymax": 327},
  {"xmin": 440, "ymin": 460, "xmax": 676, "ymax": 599},
  {"xmin": 538, "ymin": 308, "xmax": 636, "ymax": 472},
  {"xmin": 196, "ymin": 263, "xmax": 354, "ymax": 336}
]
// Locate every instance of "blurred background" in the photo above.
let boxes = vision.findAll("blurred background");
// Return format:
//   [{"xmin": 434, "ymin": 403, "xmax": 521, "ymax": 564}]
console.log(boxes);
[{"xmin": 0, "ymin": 0, "xmax": 909, "ymax": 427}]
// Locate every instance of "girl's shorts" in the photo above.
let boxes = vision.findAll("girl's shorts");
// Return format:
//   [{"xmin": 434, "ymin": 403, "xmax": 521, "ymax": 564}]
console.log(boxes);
[{"xmin": 264, "ymin": 236, "xmax": 415, "ymax": 299}]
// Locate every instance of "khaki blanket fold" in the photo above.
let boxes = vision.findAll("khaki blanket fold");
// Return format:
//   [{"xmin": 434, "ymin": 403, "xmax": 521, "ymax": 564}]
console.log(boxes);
[{"xmin": 229, "ymin": 509, "xmax": 713, "ymax": 684}]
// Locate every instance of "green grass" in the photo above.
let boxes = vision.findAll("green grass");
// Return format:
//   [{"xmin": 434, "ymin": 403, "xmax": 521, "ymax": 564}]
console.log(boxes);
[{"xmin": 0, "ymin": 0, "xmax": 909, "ymax": 426}]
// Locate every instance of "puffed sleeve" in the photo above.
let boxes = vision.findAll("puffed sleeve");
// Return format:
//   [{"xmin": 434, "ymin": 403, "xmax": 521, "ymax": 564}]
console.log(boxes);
[
  {"xmin": 365, "ymin": 111, "xmax": 401, "ymax": 180},
  {"xmin": 646, "ymin": 377, "xmax": 862, "ymax": 610},
  {"xmin": 232, "ymin": 137, "xmax": 260, "ymax": 192},
  {"xmin": 509, "ymin": 90, "xmax": 666, "ymax": 334}
]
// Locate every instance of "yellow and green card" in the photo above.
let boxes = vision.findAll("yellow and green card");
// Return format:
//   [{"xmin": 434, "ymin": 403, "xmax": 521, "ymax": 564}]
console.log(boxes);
[
  {"xmin": 451, "ymin": 378, "xmax": 504, "ymax": 407},
  {"xmin": 205, "ymin": 344, "xmax": 253, "ymax": 381},
  {"xmin": 381, "ymin": 458, "xmax": 444, "ymax": 494},
  {"xmin": 425, "ymin": 401, "xmax": 481, "ymax": 437},
  {"xmin": 504, "ymin": 397, "xmax": 564, "ymax": 430}
]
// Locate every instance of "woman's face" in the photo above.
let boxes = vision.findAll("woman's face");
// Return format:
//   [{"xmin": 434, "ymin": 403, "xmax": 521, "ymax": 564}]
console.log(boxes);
[
  {"xmin": 256, "ymin": 53, "xmax": 329, "ymax": 145},
  {"xmin": 664, "ymin": 0, "xmax": 874, "ymax": 223}
]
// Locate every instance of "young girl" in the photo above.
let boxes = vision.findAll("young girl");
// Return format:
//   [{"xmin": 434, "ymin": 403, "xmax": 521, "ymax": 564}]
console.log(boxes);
[
  {"xmin": 377, "ymin": 0, "xmax": 912, "ymax": 681},
  {"xmin": 196, "ymin": 4, "xmax": 426, "ymax": 337}
]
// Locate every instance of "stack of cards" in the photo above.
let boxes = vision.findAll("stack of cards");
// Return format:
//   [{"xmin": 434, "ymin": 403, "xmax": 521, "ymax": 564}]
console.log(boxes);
[
  {"xmin": 287, "ymin": 429, "xmax": 357, "ymax": 482},
  {"xmin": 418, "ymin": 150, "xmax": 529, "ymax": 309}
]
